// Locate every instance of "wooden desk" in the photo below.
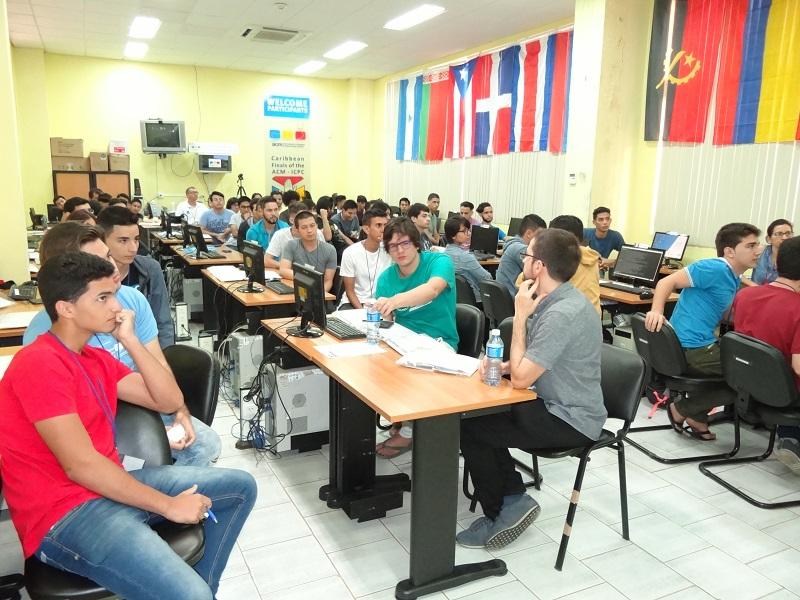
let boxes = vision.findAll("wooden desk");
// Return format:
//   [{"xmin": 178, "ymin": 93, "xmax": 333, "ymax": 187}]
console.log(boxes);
[
  {"xmin": 0, "ymin": 345, "xmax": 21, "ymax": 357},
  {"xmin": 0, "ymin": 298, "xmax": 41, "ymax": 346},
  {"xmin": 478, "ymin": 257, "xmax": 500, "ymax": 267},
  {"xmin": 174, "ymin": 247, "xmax": 243, "ymax": 267},
  {"xmin": 262, "ymin": 318, "xmax": 534, "ymax": 598},
  {"xmin": 659, "ymin": 265, "xmax": 681, "ymax": 276},
  {"xmin": 599, "ymin": 289, "xmax": 680, "ymax": 305}
]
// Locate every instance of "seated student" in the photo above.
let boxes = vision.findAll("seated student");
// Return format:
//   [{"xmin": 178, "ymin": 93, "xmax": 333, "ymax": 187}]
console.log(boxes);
[
  {"xmin": 97, "ymin": 206, "xmax": 174, "ymax": 347},
  {"xmin": 278, "ymin": 190, "xmax": 300, "ymax": 223},
  {"xmin": 459, "ymin": 201, "xmax": 482, "ymax": 226},
  {"xmin": 408, "ymin": 202, "xmax": 434, "ymax": 250},
  {"xmin": 24, "ymin": 223, "xmax": 220, "ymax": 467},
  {"xmin": 265, "ymin": 202, "xmax": 325, "ymax": 269},
  {"xmin": 66, "ymin": 209, "xmax": 96, "ymax": 226},
  {"xmin": 444, "ymin": 216, "xmax": 492, "ymax": 303},
  {"xmin": 427, "ymin": 193, "xmax": 443, "ymax": 245},
  {"xmin": 246, "ymin": 197, "xmax": 288, "ymax": 254},
  {"xmin": 732, "ymin": 234, "xmax": 800, "ymax": 471},
  {"xmin": 355, "ymin": 195, "xmax": 367, "ymax": 223},
  {"xmin": 97, "ymin": 192, "xmax": 113, "ymax": 213},
  {"xmin": 331, "ymin": 199, "xmax": 362, "ymax": 246},
  {"xmin": 54, "ymin": 194, "xmax": 66, "ymax": 210},
  {"xmin": 226, "ymin": 197, "xmax": 239, "ymax": 214},
  {"xmin": 199, "ymin": 191, "xmax": 234, "ymax": 244},
  {"xmin": 60, "ymin": 196, "xmax": 91, "ymax": 222},
  {"xmin": 0, "ymin": 252, "xmax": 256, "ymax": 600},
  {"xmin": 583, "ymin": 206, "xmax": 625, "ymax": 268},
  {"xmin": 496, "ymin": 214, "xmax": 547, "ymax": 296},
  {"xmin": 129, "ymin": 198, "xmax": 144, "ymax": 220},
  {"xmin": 339, "ymin": 207, "xmax": 391, "ymax": 309},
  {"xmin": 313, "ymin": 195, "xmax": 335, "ymax": 243},
  {"xmin": 373, "ymin": 217, "xmax": 458, "ymax": 458},
  {"xmin": 399, "ymin": 197, "xmax": 410, "ymax": 216},
  {"xmin": 88, "ymin": 186, "xmax": 103, "ymax": 203},
  {"xmin": 227, "ymin": 196, "xmax": 251, "ymax": 244},
  {"xmin": 752, "ymin": 218, "xmax": 793, "ymax": 284},
  {"xmin": 458, "ymin": 228, "xmax": 605, "ymax": 550},
  {"xmin": 476, "ymin": 202, "xmax": 506, "ymax": 240},
  {"xmin": 109, "ymin": 197, "xmax": 128, "ymax": 208},
  {"xmin": 279, "ymin": 210, "xmax": 337, "ymax": 292},
  {"xmin": 645, "ymin": 222, "xmax": 761, "ymax": 440},
  {"xmin": 175, "ymin": 187, "xmax": 208, "ymax": 225}
]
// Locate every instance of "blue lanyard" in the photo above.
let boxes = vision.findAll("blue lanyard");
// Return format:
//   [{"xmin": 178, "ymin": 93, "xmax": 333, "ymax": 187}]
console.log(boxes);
[{"xmin": 49, "ymin": 333, "xmax": 117, "ymax": 441}]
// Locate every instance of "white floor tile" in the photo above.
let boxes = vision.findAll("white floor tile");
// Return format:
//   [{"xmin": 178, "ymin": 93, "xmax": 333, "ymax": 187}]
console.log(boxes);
[
  {"xmin": 706, "ymin": 464, "xmax": 800, "ymax": 501},
  {"xmin": 215, "ymin": 451, "xmax": 273, "ymax": 478},
  {"xmin": 284, "ymin": 479, "xmax": 336, "ymax": 517},
  {"xmin": 573, "ymin": 482, "xmax": 652, "ymax": 526},
  {"xmin": 764, "ymin": 517, "xmax": 800, "ymax": 550},
  {"xmin": 306, "ymin": 510, "xmax": 392, "ymax": 553},
  {"xmin": 656, "ymin": 463, "xmax": 729, "ymax": 499},
  {"xmin": 381, "ymin": 512, "xmax": 412, "ymax": 551},
  {"xmin": 217, "ymin": 573, "xmax": 261, "ymax": 600},
  {"xmin": 261, "ymin": 575, "xmax": 355, "ymax": 600},
  {"xmin": 555, "ymin": 583, "xmax": 628, "ymax": 600},
  {"xmin": 668, "ymin": 547, "xmax": 781, "ymax": 600},
  {"xmin": 504, "ymin": 542, "xmax": 602, "ymax": 600},
  {"xmin": 636, "ymin": 484, "xmax": 724, "ymax": 526},
  {"xmin": 686, "ymin": 514, "xmax": 787, "ymax": 563},
  {"xmin": 536, "ymin": 458, "xmax": 607, "ymax": 496},
  {"xmin": 707, "ymin": 491, "xmax": 797, "ymax": 531},
  {"xmin": 656, "ymin": 587, "xmax": 716, "ymax": 600},
  {"xmin": 357, "ymin": 589, "xmax": 446, "ymax": 600},
  {"xmin": 583, "ymin": 545, "xmax": 692, "ymax": 600},
  {"xmin": 750, "ymin": 549, "xmax": 800, "ymax": 597},
  {"xmin": 536, "ymin": 511, "xmax": 629, "ymax": 560},
  {"xmin": 328, "ymin": 538, "xmax": 410, "ymax": 598},
  {"xmin": 252, "ymin": 473, "xmax": 291, "ymax": 509},
  {"xmin": 758, "ymin": 591, "xmax": 800, "ymax": 600},
  {"xmin": 624, "ymin": 513, "xmax": 709, "ymax": 561},
  {"xmin": 220, "ymin": 543, "xmax": 249, "ymax": 581},
  {"xmin": 269, "ymin": 453, "xmax": 331, "ymax": 487},
  {"xmin": 592, "ymin": 460, "xmax": 670, "ymax": 495},
  {"xmin": 238, "ymin": 503, "xmax": 312, "ymax": 550},
  {"xmin": 244, "ymin": 536, "xmax": 337, "ymax": 595},
  {"xmin": 458, "ymin": 580, "xmax": 536, "ymax": 600}
]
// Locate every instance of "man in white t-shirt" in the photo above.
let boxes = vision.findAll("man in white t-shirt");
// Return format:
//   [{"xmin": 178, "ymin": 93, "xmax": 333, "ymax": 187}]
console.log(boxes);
[
  {"xmin": 339, "ymin": 208, "xmax": 391, "ymax": 309},
  {"xmin": 266, "ymin": 201, "xmax": 325, "ymax": 269},
  {"xmin": 174, "ymin": 186, "xmax": 208, "ymax": 225}
]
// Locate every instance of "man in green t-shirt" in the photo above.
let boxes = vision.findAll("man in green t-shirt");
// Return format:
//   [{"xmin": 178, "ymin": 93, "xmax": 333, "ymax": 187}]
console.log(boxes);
[{"xmin": 373, "ymin": 217, "xmax": 458, "ymax": 458}]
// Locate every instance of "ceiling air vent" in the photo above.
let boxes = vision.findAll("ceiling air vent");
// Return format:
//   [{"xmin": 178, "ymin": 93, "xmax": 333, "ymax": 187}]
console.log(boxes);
[{"xmin": 241, "ymin": 26, "xmax": 304, "ymax": 44}]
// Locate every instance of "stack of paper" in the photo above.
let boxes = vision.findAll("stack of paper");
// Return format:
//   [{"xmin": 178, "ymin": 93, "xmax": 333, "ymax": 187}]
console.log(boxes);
[
  {"xmin": 0, "ymin": 312, "xmax": 38, "ymax": 330},
  {"xmin": 396, "ymin": 351, "xmax": 479, "ymax": 377},
  {"xmin": 0, "ymin": 355, "xmax": 13, "ymax": 379},
  {"xmin": 206, "ymin": 265, "xmax": 247, "ymax": 282}
]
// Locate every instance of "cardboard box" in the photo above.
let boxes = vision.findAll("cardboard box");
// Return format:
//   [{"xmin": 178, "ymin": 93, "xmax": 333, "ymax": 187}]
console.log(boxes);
[
  {"xmin": 49, "ymin": 137, "xmax": 84, "ymax": 157},
  {"xmin": 51, "ymin": 156, "xmax": 90, "ymax": 171},
  {"xmin": 108, "ymin": 153, "xmax": 130, "ymax": 171},
  {"xmin": 89, "ymin": 152, "xmax": 109, "ymax": 172},
  {"xmin": 108, "ymin": 140, "xmax": 129, "ymax": 154}
]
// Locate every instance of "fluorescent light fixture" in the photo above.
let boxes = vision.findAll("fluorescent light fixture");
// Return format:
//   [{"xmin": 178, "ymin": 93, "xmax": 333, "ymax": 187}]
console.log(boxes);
[
  {"xmin": 293, "ymin": 60, "xmax": 326, "ymax": 75},
  {"xmin": 124, "ymin": 41, "xmax": 148, "ymax": 59},
  {"xmin": 323, "ymin": 40, "xmax": 367, "ymax": 60},
  {"xmin": 384, "ymin": 4, "xmax": 445, "ymax": 30},
  {"xmin": 128, "ymin": 16, "xmax": 161, "ymax": 39}
]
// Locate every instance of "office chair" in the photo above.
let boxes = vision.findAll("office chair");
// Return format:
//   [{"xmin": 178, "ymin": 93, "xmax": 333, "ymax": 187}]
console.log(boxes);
[
  {"xmin": 479, "ymin": 280, "xmax": 514, "ymax": 329},
  {"xmin": 454, "ymin": 274, "xmax": 478, "ymax": 307},
  {"xmin": 24, "ymin": 402, "xmax": 206, "ymax": 599},
  {"xmin": 699, "ymin": 332, "xmax": 800, "ymax": 508},
  {"xmin": 455, "ymin": 304, "xmax": 484, "ymax": 359},
  {"xmin": 0, "ymin": 474, "xmax": 24, "ymax": 600},
  {"xmin": 163, "ymin": 344, "xmax": 220, "ymax": 426},
  {"xmin": 624, "ymin": 313, "xmax": 740, "ymax": 464}
]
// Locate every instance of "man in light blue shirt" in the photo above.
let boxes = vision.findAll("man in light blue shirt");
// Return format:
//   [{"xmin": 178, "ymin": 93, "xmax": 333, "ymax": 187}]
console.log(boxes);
[
  {"xmin": 583, "ymin": 206, "xmax": 625, "ymax": 267},
  {"xmin": 245, "ymin": 197, "xmax": 289, "ymax": 252},
  {"xmin": 496, "ymin": 214, "xmax": 547, "ymax": 297},
  {"xmin": 199, "ymin": 190, "xmax": 234, "ymax": 244},
  {"xmin": 444, "ymin": 216, "xmax": 492, "ymax": 302}
]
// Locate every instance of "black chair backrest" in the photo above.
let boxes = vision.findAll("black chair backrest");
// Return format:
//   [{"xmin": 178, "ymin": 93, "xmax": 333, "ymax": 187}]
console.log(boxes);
[
  {"xmin": 455, "ymin": 274, "xmax": 477, "ymax": 307},
  {"xmin": 331, "ymin": 266, "xmax": 344, "ymax": 304},
  {"xmin": 600, "ymin": 344, "xmax": 646, "ymax": 423},
  {"xmin": 116, "ymin": 401, "xmax": 172, "ymax": 466},
  {"xmin": 479, "ymin": 280, "xmax": 515, "ymax": 328},
  {"xmin": 237, "ymin": 221, "xmax": 251, "ymax": 252},
  {"xmin": 456, "ymin": 304, "xmax": 485, "ymax": 358},
  {"xmin": 163, "ymin": 344, "xmax": 220, "ymax": 426},
  {"xmin": 499, "ymin": 316, "xmax": 513, "ymax": 362},
  {"xmin": 721, "ymin": 332, "xmax": 799, "ymax": 409},
  {"xmin": 629, "ymin": 313, "xmax": 688, "ymax": 376}
]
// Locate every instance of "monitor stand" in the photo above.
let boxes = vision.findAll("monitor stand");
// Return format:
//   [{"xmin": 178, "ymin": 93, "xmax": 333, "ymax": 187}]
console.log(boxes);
[
  {"xmin": 287, "ymin": 309, "xmax": 323, "ymax": 338},
  {"xmin": 236, "ymin": 278, "xmax": 264, "ymax": 293}
]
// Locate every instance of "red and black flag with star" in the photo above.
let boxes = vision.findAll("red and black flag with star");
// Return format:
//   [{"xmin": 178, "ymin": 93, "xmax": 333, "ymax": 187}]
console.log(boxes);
[{"xmin": 644, "ymin": 0, "xmax": 724, "ymax": 142}]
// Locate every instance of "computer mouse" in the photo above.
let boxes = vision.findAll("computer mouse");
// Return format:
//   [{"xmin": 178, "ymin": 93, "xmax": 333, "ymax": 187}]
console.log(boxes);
[
  {"xmin": 379, "ymin": 320, "xmax": 394, "ymax": 329},
  {"xmin": 639, "ymin": 290, "xmax": 654, "ymax": 300},
  {"xmin": 220, "ymin": 246, "xmax": 232, "ymax": 253}
]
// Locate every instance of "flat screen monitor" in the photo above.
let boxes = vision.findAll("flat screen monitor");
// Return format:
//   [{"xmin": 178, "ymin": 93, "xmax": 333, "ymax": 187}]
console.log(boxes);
[
  {"xmin": 198, "ymin": 154, "xmax": 232, "ymax": 173},
  {"xmin": 139, "ymin": 224, "xmax": 151, "ymax": 254},
  {"xmin": 237, "ymin": 241, "xmax": 265, "ymax": 293},
  {"xmin": 187, "ymin": 224, "xmax": 209, "ymax": 253},
  {"xmin": 140, "ymin": 119, "xmax": 186, "ymax": 154},
  {"xmin": 287, "ymin": 262, "xmax": 326, "ymax": 338},
  {"xmin": 507, "ymin": 217, "xmax": 523, "ymax": 237},
  {"xmin": 46, "ymin": 204, "xmax": 62, "ymax": 222},
  {"xmin": 161, "ymin": 210, "xmax": 172, "ymax": 237},
  {"xmin": 613, "ymin": 245, "xmax": 664, "ymax": 287},
  {"xmin": 651, "ymin": 231, "xmax": 690, "ymax": 261},
  {"xmin": 181, "ymin": 220, "xmax": 192, "ymax": 247},
  {"xmin": 470, "ymin": 225, "xmax": 499, "ymax": 256},
  {"xmin": 148, "ymin": 201, "xmax": 163, "ymax": 218}
]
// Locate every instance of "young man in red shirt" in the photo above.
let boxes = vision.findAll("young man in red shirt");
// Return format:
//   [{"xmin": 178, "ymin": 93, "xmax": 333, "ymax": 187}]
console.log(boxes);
[
  {"xmin": 0, "ymin": 252, "xmax": 256, "ymax": 599},
  {"xmin": 732, "ymin": 235, "xmax": 800, "ymax": 472}
]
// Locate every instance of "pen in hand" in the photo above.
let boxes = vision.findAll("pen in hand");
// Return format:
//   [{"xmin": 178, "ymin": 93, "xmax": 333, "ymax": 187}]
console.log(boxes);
[{"xmin": 204, "ymin": 509, "xmax": 218, "ymax": 523}]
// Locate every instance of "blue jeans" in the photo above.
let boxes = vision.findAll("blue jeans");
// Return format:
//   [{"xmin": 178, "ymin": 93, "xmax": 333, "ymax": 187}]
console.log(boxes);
[
  {"xmin": 35, "ymin": 466, "xmax": 256, "ymax": 600},
  {"xmin": 778, "ymin": 425, "xmax": 800, "ymax": 441},
  {"xmin": 161, "ymin": 414, "xmax": 222, "ymax": 467}
]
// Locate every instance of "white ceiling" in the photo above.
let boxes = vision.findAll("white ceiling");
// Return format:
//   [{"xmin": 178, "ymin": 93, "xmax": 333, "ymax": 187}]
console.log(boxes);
[{"xmin": 5, "ymin": 0, "xmax": 574, "ymax": 80}]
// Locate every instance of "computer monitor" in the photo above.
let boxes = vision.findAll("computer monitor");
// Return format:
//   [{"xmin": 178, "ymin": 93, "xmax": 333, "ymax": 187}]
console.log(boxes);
[
  {"xmin": 138, "ymin": 224, "xmax": 151, "ymax": 254},
  {"xmin": 287, "ymin": 262, "xmax": 326, "ymax": 338},
  {"xmin": 161, "ymin": 211, "xmax": 172, "ymax": 237},
  {"xmin": 612, "ymin": 245, "xmax": 665, "ymax": 287},
  {"xmin": 46, "ymin": 204, "xmax": 62, "ymax": 222},
  {"xmin": 470, "ymin": 225, "xmax": 499, "ymax": 256},
  {"xmin": 651, "ymin": 231, "xmax": 690, "ymax": 261},
  {"xmin": 237, "ymin": 241, "xmax": 265, "ymax": 293},
  {"xmin": 148, "ymin": 200, "xmax": 163, "ymax": 219},
  {"xmin": 507, "ymin": 217, "xmax": 523, "ymax": 237},
  {"xmin": 187, "ymin": 224, "xmax": 209, "ymax": 253},
  {"xmin": 180, "ymin": 220, "xmax": 192, "ymax": 247}
]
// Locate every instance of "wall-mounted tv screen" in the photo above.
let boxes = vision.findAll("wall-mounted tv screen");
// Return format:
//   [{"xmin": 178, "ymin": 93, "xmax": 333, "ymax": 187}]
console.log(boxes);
[{"xmin": 140, "ymin": 120, "xmax": 186, "ymax": 154}]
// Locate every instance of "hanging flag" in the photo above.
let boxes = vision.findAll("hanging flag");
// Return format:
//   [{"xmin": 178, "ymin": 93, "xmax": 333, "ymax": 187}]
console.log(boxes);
[
  {"xmin": 513, "ymin": 39, "xmax": 542, "ymax": 152},
  {"xmin": 423, "ymin": 70, "xmax": 453, "ymax": 160},
  {"xmin": 448, "ymin": 58, "xmax": 479, "ymax": 159},
  {"xmin": 474, "ymin": 49, "xmax": 518, "ymax": 156},
  {"xmin": 396, "ymin": 75, "xmax": 422, "ymax": 160},
  {"xmin": 546, "ymin": 31, "xmax": 572, "ymax": 152}
]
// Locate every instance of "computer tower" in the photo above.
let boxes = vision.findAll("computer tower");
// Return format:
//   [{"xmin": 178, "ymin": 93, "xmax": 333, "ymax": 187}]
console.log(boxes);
[
  {"xmin": 267, "ymin": 365, "xmax": 329, "ymax": 453},
  {"xmin": 612, "ymin": 324, "xmax": 635, "ymax": 352},
  {"xmin": 182, "ymin": 277, "xmax": 203, "ymax": 315},
  {"xmin": 230, "ymin": 332, "xmax": 264, "ymax": 392}
]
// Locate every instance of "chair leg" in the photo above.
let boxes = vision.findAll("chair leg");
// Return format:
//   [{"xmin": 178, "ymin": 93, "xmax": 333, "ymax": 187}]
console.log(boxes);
[
  {"xmin": 0, "ymin": 574, "xmax": 23, "ymax": 600},
  {"xmin": 532, "ymin": 456, "xmax": 542, "ymax": 490},
  {"xmin": 461, "ymin": 465, "xmax": 479, "ymax": 513},
  {"xmin": 555, "ymin": 451, "xmax": 590, "ymax": 571},
  {"xmin": 617, "ymin": 441, "xmax": 629, "ymax": 540}
]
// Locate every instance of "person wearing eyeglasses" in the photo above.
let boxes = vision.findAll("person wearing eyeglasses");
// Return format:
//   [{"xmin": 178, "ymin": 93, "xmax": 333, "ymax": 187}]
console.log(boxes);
[
  {"xmin": 372, "ymin": 217, "xmax": 458, "ymax": 458},
  {"xmin": 444, "ymin": 216, "xmax": 492, "ymax": 303},
  {"xmin": 752, "ymin": 219, "xmax": 793, "ymax": 284},
  {"xmin": 227, "ymin": 196, "xmax": 252, "ymax": 246}
]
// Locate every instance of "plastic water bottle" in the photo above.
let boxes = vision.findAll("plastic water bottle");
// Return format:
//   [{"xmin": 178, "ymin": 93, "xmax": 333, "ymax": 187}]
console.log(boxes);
[
  {"xmin": 484, "ymin": 329, "xmax": 504, "ymax": 387},
  {"xmin": 365, "ymin": 302, "xmax": 381, "ymax": 344}
]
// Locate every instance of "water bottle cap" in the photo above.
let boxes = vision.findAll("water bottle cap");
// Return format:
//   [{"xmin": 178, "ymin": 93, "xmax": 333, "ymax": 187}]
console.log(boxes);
[{"xmin": 490, "ymin": 329, "xmax": 500, "ymax": 336}]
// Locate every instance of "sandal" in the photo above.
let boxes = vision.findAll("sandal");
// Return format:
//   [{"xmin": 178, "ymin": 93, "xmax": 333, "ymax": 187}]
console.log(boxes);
[
  {"xmin": 667, "ymin": 402, "xmax": 685, "ymax": 434},
  {"xmin": 376, "ymin": 436, "xmax": 413, "ymax": 459},
  {"xmin": 682, "ymin": 422, "xmax": 716, "ymax": 441}
]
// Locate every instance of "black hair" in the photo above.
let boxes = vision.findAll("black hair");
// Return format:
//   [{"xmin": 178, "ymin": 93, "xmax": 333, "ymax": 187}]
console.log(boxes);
[
  {"xmin": 383, "ymin": 217, "xmax": 422, "ymax": 252},
  {"xmin": 777, "ymin": 236, "xmax": 800, "ymax": 279},
  {"xmin": 714, "ymin": 222, "xmax": 761, "ymax": 257},
  {"xmin": 342, "ymin": 199, "xmax": 357, "ymax": 211},
  {"xmin": 117, "ymin": 193, "xmax": 130, "ymax": 200},
  {"xmin": 519, "ymin": 214, "xmax": 547, "ymax": 236},
  {"xmin": 304, "ymin": 190, "xmax": 313, "ymax": 202},
  {"xmin": 444, "ymin": 216, "xmax": 470, "ymax": 244},
  {"xmin": 767, "ymin": 218, "xmax": 793, "ymax": 237},
  {"xmin": 63, "ymin": 197, "xmax": 90, "ymax": 214},
  {"xmin": 362, "ymin": 207, "xmax": 389, "ymax": 226},
  {"xmin": 209, "ymin": 190, "xmax": 224, "ymax": 201},
  {"xmin": 97, "ymin": 193, "xmax": 112, "ymax": 203},
  {"xmin": 533, "ymin": 228, "xmax": 581, "ymax": 283},
  {"xmin": 316, "ymin": 196, "xmax": 333, "ymax": 212},
  {"xmin": 89, "ymin": 187, "xmax": 103, "ymax": 199},
  {"xmin": 286, "ymin": 201, "xmax": 304, "ymax": 217},
  {"xmin": 408, "ymin": 203, "xmax": 429, "ymax": 220},
  {"xmin": 39, "ymin": 222, "xmax": 106, "ymax": 264},
  {"xmin": 294, "ymin": 210, "xmax": 316, "ymax": 228},
  {"xmin": 66, "ymin": 209, "xmax": 95, "ymax": 224},
  {"xmin": 476, "ymin": 202, "xmax": 491, "ymax": 214},
  {"xmin": 459, "ymin": 201, "xmax": 474, "ymax": 211},
  {"xmin": 283, "ymin": 190, "xmax": 301, "ymax": 204},
  {"xmin": 237, "ymin": 196, "xmax": 251, "ymax": 207},
  {"xmin": 549, "ymin": 215, "xmax": 584, "ymax": 243},
  {"xmin": 89, "ymin": 200, "xmax": 102, "ymax": 215},
  {"xmin": 38, "ymin": 251, "xmax": 115, "ymax": 322},
  {"xmin": 399, "ymin": 197, "xmax": 410, "ymax": 205},
  {"xmin": 427, "ymin": 192, "xmax": 440, "ymax": 201},
  {"xmin": 226, "ymin": 198, "xmax": 239, "ymax": 210},
  {"xmin": 371, "ymin": 200, "xmax": 390, "ymax": 216},
  {"xmin": 96, "ymin": 205, "xmax": 139, "ymax": 232},
  {"xmin": 356, "ymin": 195, "xmax": 367, "ymax": 204},
  {"xmin": 592, "ymin": 206, "xmax": 611, "ymax": 220},
  {"xmin": 130, "ymin": 198, "xmax": 142, "ymax": 206},
  {"xmin": 108, "ymin": 198, "xmax": 127, "ymax": 207}
]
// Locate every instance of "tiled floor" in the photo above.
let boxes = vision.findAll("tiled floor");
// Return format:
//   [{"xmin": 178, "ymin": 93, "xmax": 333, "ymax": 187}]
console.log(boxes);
[{"xmin": 2, "ymin": 399, "xmax": 800, "ymax": 600}]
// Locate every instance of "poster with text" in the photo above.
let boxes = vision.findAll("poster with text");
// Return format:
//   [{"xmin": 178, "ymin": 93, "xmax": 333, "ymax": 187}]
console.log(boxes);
[{"xmin": 264, "ymin": 95, "xmax": 309, "ymax": 197}]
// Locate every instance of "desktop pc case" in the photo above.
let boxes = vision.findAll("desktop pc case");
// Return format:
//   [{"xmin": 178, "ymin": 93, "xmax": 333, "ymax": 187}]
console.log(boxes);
[{"xmin": 267, "ymin": 365, "xmax": 330, "ymax": 453}]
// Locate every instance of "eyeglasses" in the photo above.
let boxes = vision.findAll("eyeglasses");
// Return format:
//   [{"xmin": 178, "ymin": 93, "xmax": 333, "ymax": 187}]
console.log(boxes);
[
  {"xmin": 458, "ymin": 228, "xmax": 470, "ymax": 235},
  {"xmin": 520, "ymin": 251, "xmax": 542, "ymax": 264},
  {"xmin": 240, "ymin": 204, "xmax": 251, "ymax": 210},
  {"xmin": 771, "ymin": 231, "xmax": 793, "ymax": 238},
  {"xmin": 387, "ymin": 239, "xmax": 414, "ymax": 253}
]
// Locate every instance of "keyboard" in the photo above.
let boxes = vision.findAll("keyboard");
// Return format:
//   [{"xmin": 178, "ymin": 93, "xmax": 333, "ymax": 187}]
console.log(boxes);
[
  {"xmin": 472, "ymin": 251, "xmax": 496, "ymax": 261},
  {"xmin": 600, "ymin": 280, "xmax": 652, "ymax": 295},
  {"xmin": 198, "ymin": 250, "xmax": 224, "ymax": 259},
  {"xmin": 325, "ymin": 317, "xmax": 366, "ymax": 340},
  {"xmin": 265, "ymin": 281, "xmax": 293, "ymax": 295}
]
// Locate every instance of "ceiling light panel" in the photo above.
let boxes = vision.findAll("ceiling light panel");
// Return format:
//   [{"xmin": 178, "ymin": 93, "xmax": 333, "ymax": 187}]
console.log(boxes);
[
  {"xmin": 124, "ymin": 41, "xmax": 148, "ymax": 58},
  {"xmin": 129, "ymin": 16, "xmax": 162, "ymax": 39},
  {"xmin": 293, "ymin": 59, "xmax": 326, "ymax": 75},
  {"xmin": 323, "ymin": 40, "xmax": 367, "ymax": 60},
  {"xmin": 384, "ymin": 4, "xmax": 445, "ymax": 31}
]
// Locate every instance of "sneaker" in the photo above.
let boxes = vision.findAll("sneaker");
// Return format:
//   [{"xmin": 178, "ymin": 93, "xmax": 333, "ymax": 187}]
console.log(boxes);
[
  {"xmin": 486, "ymin": 494, "xmax": 541, "ymax": 550},
  {"xmin": 456, "ymin": 516, "xmax": 493, "ymax": 549},
  {"xmin": 776, "ymin": 437, "xmax": 800, "ymax": 474}
]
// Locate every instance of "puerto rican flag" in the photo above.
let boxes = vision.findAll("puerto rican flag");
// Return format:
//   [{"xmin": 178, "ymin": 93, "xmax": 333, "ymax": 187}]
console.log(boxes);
[{"xmin": 447, "ymin": 58, "xmax": 479, "ymax": 158}]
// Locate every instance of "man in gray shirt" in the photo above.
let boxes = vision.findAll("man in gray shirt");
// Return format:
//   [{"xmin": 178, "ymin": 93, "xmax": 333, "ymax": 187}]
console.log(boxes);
[
  {"xmin": 443, "ymin": 216, "xmax": 491, "ymax": 302},
  {"xmin": 495, "ymin": 214, "xmax": 547, "ymax": 296},
  {"xmin": 458, "ymin": 228, "xmax": 605, "ymax": 551},
  {"xmin": 279, "ymin": 210, "xmax": 337, "ymax": 292}
]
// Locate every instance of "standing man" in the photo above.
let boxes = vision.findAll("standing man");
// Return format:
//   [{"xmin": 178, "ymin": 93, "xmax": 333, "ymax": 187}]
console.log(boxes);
[
  {"xmin": 458, "ymin": 228, "xmax": 605, "ymax": 550},
  {"xmin": 476, "ymin": 202, "xmax": 506, "ymax": 240},
  {"xmin": 246, "ymin": 196, "xmax": 289, "ymax": 252},
  {"xmin": 331, "ymin": 199, "xmax": 361, "ymax": 246},
  {"xmin": 427, "ymin": 193, "xmax": 442, "ymax": 245},
  {"xmin": 645, "ymin": 222, "xmax": 761, "ymax": 440},
  {"xmin": 199, "ymin": 191, "xmax": 234, "ymax": 244},
  {"xmin": 496, "ymin": 214, "xmax": 547, "ymax": 296},
  {"xmin": 444, "ymin": 216, "xmax": 492, "ymax": 303},
  {"xmin": 339, "ymin": 207, "xmax": 391, "ymax": 309},
  {"xmin": 175, "ymin": 186, "xmax": 208, "ymax": 225},
  {"xmin": 96, "ymin": 206, "xmax": 174, "ymax": 347},
  {"xmin": 583, "ymin": 206, "xmax": 625, "ymax": 268},
  {"xmin": 278, "ymin": 211, "xmax": 337, "ymax": 292},
  {"xmin": 408, "ymin": 203, "xmax": 434, "ymax": 250}
]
